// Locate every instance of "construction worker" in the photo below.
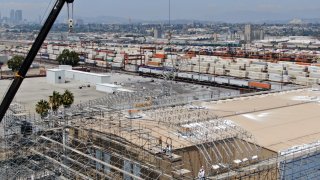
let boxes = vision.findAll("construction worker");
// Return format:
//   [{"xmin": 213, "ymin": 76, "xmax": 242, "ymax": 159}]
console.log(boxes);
[
  {"xmin": 198, "ymin": 166, "xmax": 205, "ymax": 180},
  {"xmin": 164, "ymin": 144, "xmax": 172, "ymax": 157}
]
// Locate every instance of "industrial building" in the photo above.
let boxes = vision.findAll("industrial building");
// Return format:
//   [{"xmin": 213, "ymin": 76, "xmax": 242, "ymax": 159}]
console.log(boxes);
[{"xmin": 0, "ymin": 66, "xmax": 319, "ymax": 179}]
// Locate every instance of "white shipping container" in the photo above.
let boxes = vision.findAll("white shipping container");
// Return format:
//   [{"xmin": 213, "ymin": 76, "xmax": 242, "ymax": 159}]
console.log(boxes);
[
  {"xmin": 308, "ymin": 66, "xmax": 320, "ymax": 73},
  {"xmin": 193, "ymin": 74, "xmax": 201, "ymax": 81},
  {"xmin": 192, "ymin": 66, "xmax": 208, "ymax": 73},
  {"xmin": 287, "ymin": 66, "xmax": 307, "ymax": 72},
  {"xmin": 225, "ymin": 64, "xmax": 241, "ymax": 70},
  {"xmin": 268, "ymin": 68, "xmax": 286, "ymax": 74},
  {"xmin": 296, "ymin": 76, "xmax": 308, "ymax": 82},
  {"xmin": 112, "ymin": 62, "xmax": 123, "ymax": 68},
  {"xmin": 88, "ymin": 54, "xmax": 94, "ymax": 59},
  {"xmin": 49, "ymin": 54, "xmax": 57, "ymax": 60},
  {"xmin": 214, "ymin": 68, "xmax": 226, "ymax": 75},
  {"xmin": 214, "ymin": 77, "xmax": 229, "ymax": 84},
  {"xmin": 309, "ymin": 72, "xmax": 320, "ymax": 78},
  {"xmin": 85, "ymin": 59, "xmax": 95, "ymax": 64},
  {"xmin": 125, "ymin": 64, "xmax": 138, "ymax": 72},
  {"xmin": 139, "ymin": 67, "xmax": 151, "ymax": 74},
  {"xmin": 246, "ymin": 66, "xmax": 263, "ymax": 72},
  {"xmin": 177, "ymin": 72, "xmax": 193, "ymax": 79},
  {"xmin": 150, "ymin": 69, "xmax": 162, "ymax": 75},
  {"xmin": 99, "ymin": 52, "xmax": 107, "ymax": 57},
  {"xmin": 268, "ymin": 73, "xmax": 282, "ymax": 79},
  {"xmin": 200, "ymin": 75, "xmax": 211, "ymax": 81},
  {"xmin": 248, "ymin": 72, "xmax": 268, "ymax": 80},
  {"xmin": 47, "ymin": 44, "xmax": 53, "ymax": 50},
  {"xmin": 40, "ymin": 49, "xmax": 47, "ymax": 53},
  {"xmin": 53, "ymin": 50, "xmax": 60, "ymax": 55},
  {"xmin": 229, "ymin": 79, "xmax": 249, "ymax": 87},
  {"xmin": 287, "ymin": 71, "xmax": 308, "ymax": 77},
  {"xmin": 151, "ymin": 58, "xmax": 163, "ymax": 63},
  {"xmin": 296, "ymin": 76, "xmax": 318, "ymax": 84},
  {"xmin": 229, "ymin": 70, "xmax": 248, "ymax": 78}
]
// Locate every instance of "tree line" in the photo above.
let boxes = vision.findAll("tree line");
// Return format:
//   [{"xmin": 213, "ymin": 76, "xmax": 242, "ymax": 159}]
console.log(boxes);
[{"xmin": 7, "ymin": 49, "xmax": 80, "ymax": 72}]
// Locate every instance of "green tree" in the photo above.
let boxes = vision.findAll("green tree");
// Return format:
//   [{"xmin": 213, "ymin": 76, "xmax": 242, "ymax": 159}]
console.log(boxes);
[
  {"xmin": 7, "ymin": 55, "xmax": 24, "ymax": 72},
  {"xmin": 57, "ymin": 49, "xmax": 80, "ymax": 67},
  {"xmin": 61, "ymin": 90, "xmax": 74, "ymax": 108},
  {"xmin": 35, "ymin": 99, "xmax": 50, "ymax": 118},
  {"xmin": 49, "ymin": 91, "xmax": 62, "ymax": 113}
]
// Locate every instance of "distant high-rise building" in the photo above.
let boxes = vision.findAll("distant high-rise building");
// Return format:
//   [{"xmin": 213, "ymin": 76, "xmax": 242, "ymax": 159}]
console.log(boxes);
[
  {"xmin": 154, "ymin": 28, "xmax": 162, "ymax": 39},
  {"xmin": 10, "ymin": 9, "xmax": 15, "ymax": 23},
  {"xmin": 15, "ymin": 10, "xmax": 23, "ymax": 23},
  {"xmin": 244, "ymin": 24, "xmax": 252, "ymax": 43},
  {"xmin": 244, "ymin": 24, "xmax": 264, "ymax": 43},
  {"xmin": 213, "ymin": 33, "xmax": 218, "ymax": 42}
]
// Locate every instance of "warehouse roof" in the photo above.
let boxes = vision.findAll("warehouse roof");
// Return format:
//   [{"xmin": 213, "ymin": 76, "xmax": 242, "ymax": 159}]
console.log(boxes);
[{"xmin": 203, "ymin": 88, "xmax": 320, "ymax": 152}]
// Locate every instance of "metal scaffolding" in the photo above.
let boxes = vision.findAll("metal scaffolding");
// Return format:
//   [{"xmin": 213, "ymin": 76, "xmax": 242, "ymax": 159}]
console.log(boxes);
[{"xmin": 0, "ymin": 89, "xmax": 320, "ymax": 179}]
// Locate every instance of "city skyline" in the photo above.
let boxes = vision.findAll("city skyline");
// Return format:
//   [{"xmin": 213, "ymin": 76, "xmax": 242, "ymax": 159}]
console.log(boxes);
[{"xmin": 0, "ymin": 0, "xmax": 320, "ymax": 23}]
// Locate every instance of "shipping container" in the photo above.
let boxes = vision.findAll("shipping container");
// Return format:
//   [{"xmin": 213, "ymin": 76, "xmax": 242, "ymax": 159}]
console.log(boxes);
[
  {"xmin": 139, "ymin": 67, "xmax": 151, "ymax": 74},
  {"xmin": 309, "ymin": 72, "xmax": 320, "ymax": 78},
  {"xmin": 247, "ymin": 72, "xmax": 268, "ymax": 80},
  {"xmin": 246, "ymin": 66, "xmax": 264, "ymax": 72},
  {"xmin": 287, "ymin": 71, "xmax": 308, "ymax": 78},
  {"xmin": 214, "ymin": 77, "xmax": 229, "ymax": 84},
  {"xmin": 229, "ymin": 78, "xmax": 249, "ymax": 87},
  {"xmin": 177, "ymin": 72, "xmax": 193, "ymax": 79},
  {"xmin": 228, "ymin": 70, "xmax": 248, "ymax": 78},
  {"xmin": 200, "ymin": 75, "xmax": 211, "ymax": 82},
  {"xmin": 192, "ymin": 74, "xmax": 201, "ymax": 81},
  {"xmin": 249, "ymin": 81, "xmax": 271, "ymax": 89},
  {"xmin": 214, "ymin": 68, "xmax": 226, "ymax": 76},
  {"xmin": 154, "ymin": 54, "xmax": 167, "ymax": 59},
  {"xmin": 150, "ymin": 69, "xmax": 163, "ymax": 75},
  {"xmin": 147, "ymin": 61, "xmax": 162, "ymax": 67}
]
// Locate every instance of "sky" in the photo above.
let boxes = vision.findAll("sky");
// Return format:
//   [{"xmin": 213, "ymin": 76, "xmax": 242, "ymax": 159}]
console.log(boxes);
[{"xmin": 0, "ymin": 0, "xmax": 320, "ymax": 23}]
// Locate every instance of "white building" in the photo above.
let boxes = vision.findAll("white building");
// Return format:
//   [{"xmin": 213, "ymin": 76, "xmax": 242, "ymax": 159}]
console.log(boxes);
[
  {"xmin": 46, "ymin": 69, "xmax": 65, "ymax": 84},
  {"xmin": 46, "ymin": 66, "xmax": 111, "ymax": 85}
]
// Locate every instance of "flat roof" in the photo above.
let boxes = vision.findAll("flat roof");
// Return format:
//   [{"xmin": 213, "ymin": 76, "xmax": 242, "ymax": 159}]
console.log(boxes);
[
  {"xmin": 66, "ymin": 70, "xmax": 111, "ymax": 77},
  {"xmin": 202, "ymin": 88, "xmax": 320, "ymax": 152},
  {"xmin": 47, "ymin": 69, "xmax": 64, "ymax": 72},
  {"xmin": 0, "ymin": 77, "xmax": 107, "ymax": 114}
]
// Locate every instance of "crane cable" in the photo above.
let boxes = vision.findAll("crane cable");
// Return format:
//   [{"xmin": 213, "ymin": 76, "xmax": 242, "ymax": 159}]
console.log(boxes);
[
  {"xmin": 40, "ymin": 0, "xmax": 54, "ymax": 25},
  {"xmin": 67, "ymin": 2, "xmax": 74, "ymax": 33}
]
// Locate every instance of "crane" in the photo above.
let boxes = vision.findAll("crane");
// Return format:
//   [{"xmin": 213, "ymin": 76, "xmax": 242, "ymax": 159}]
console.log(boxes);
[{"xmin": 0, "ymin": 0, "xmax": 75, "ymax": 122}]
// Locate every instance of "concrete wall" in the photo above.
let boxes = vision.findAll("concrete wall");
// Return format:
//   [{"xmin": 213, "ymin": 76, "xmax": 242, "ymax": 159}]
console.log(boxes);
[
  {"xmin": 59, "ymin": 65, "xmax": 73, "ymax": 70},
  {"xmin": 65, "ymin": 70, "xmax": 111, "ymax": 84}
]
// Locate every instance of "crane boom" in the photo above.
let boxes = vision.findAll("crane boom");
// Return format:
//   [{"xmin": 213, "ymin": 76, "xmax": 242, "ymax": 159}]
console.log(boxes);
[{"xmin": 0, "ymin": 0, "xmax": 74, "ymax": 122}]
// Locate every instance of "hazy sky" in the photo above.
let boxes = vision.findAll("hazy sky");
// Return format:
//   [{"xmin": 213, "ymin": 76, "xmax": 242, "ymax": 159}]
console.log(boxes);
[{"xmin": 0, "ymin": 0, "xmax": 320, "ymax": 22}]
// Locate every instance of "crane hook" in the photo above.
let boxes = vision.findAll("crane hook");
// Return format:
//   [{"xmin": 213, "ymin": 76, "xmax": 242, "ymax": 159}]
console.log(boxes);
[{"xmin": 67, "ymin": 1, "xmax": 74, "ymax": 33}]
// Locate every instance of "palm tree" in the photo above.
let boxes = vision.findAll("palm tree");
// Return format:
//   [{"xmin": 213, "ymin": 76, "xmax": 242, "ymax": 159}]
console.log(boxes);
[
  {"xmin": 49, "ymin": 91, "xmax": 62, "ymax": 114},
  {"xmin": 35, "ymin": 99, "xmax": 50, "ymax": 118},
  {"xmin": 61, "ymin": 90, "xmax": 74, "ymax": 108}
]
